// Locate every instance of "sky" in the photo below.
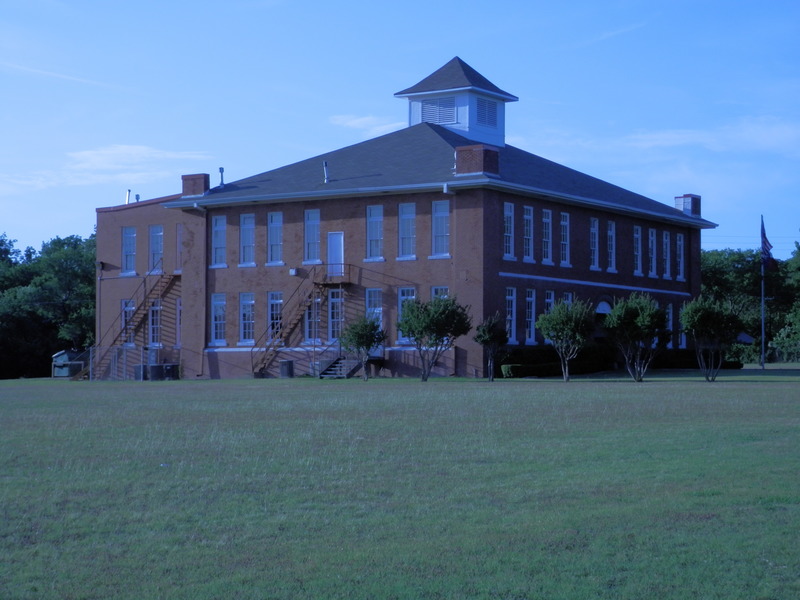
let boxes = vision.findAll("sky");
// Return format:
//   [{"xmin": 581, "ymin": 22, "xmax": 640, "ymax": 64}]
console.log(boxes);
[{"xmin": 1, "ymin": 0, "xmax": 798, "ymax": 259}]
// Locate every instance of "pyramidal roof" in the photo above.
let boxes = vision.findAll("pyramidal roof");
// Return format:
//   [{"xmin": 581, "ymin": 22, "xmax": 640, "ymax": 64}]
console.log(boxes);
[{"xmin": 394, "ymin": 57, "xmax": 518, "ymax": 102}]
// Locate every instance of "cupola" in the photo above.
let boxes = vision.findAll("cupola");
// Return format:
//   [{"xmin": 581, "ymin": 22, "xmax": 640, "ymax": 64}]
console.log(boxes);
[{"xmin": 394, "ymin": 57, "xmax": 518, "ymax": 147}]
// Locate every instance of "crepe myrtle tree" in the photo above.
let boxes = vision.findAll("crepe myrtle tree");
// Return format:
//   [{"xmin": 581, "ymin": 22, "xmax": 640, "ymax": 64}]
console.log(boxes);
[
  {"xmin": 680, "ymin": 295, "xmax": 743, "ymax": 382},
  {"xmin": 473, "ymin": 312, "xmax": 509, "ymax": 382},
  {"xmin": 397, "ymin": 296, "xmax": 472, "ymax": 382},
  {"xmin": 339, "ymin": 315, "xmax": 387, "ymax": 381},
  {"xmin": 535, "ymin": 299, "xmax": 595, "ymax": 382},
  {"xmin": 604, "ymin": 292, "xmax": 669, "ymax": 382}
]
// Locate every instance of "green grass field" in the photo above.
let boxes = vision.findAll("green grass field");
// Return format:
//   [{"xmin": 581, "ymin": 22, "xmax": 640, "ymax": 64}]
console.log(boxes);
[{"xmin": 2, "ymin": 370, "xmax": 800, "ymax": 599}]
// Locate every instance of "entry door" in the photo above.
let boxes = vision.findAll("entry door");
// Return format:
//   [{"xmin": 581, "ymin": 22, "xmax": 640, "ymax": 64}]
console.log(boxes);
[{"xmin": 327, "ymin": 232, "xmax": 344, "ymax": 276}]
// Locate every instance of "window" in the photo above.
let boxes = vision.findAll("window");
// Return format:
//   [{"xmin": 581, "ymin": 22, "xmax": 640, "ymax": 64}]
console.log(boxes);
[
  {"xmin": 563, "ymin": 292, "xmax": 574, "ymax": 305},
  {"xmin": 679, "ymin": 305, "xmax": 687, "ymax": 348},
  {"xmin": 560, "ymin": 212, "xmax": 571, "ymax": 267},
  {"xmin": 122, "ymin": 227, "xmax": 136, "ymax": 274},
  {"xmin": 505, "ymin": 287, "xmax": 517, "ymax": 344},
  {"xmin": 304, "ymin": 209, "xmax": 321, "ymax": 263},
  {"xmin": 239, "ymin": 214, "xmax": 255, "ymax": 266},
  {"xmin": 267, "ymin": 212, "xmax": 283, "ymax": 265},
  {"xmin": 366, "ymin": 205, "xmax": 384, "ymax": 260},
  {"xmin": 148, "ymin": 299, "xmax": 162, "ymax": 347},
  {"xmin": 633, "ymin": 226, "xmax": 643, "ymax": 275},
  {"xmin": 149, "ymin": 225, "xmax": 163, "ymax": 273},
  {"xmin": 662, "ymin": 232, "xmax": 671, "ymax": 279},
  {"xmin": 211, "ymin": 293, "xmax": 226, "ymax": 346},
  {"xmin": 477, "ymin": 97, "xmax": 498, "ymax": 127},
  {"xmin": 544, "ymin": 290, "xmax": 555, "ymax": 313},
  {"xmin": 121, "ymin": 299, "xmax": 135, "ymax": 344},
  {"xmin": 304, "ymin": 296, "xmax": 321, "ymax": 343},
  {"xmin": 665, "ymin": 304, "xmax": 674, "ymax": 349},
  {"xmin": 523, "ymin": 206, "xmax": 534, "ymax": 262},
  {"xmin": 607, "ymin": 221, "xmax": 617, "ymax": 273},
  {"xmin": 268, "ymin": 292, "xmax": 283, "ymax": 341},
  {"xmin": 503, "ymin": 202, "xmax": 515, "ymax": 259},
  {"xmin": 175, "ymin": 223, "xmax": 183, "ymax": 273},
  {"xmin": 648, "ymin": 228, "xmax": 658, "ymax": 277},
  {"xmin": 239, "ymin": 293, "xmax": 255, "ymax": 345},
  {"xmin": 398, "ymin": 203, "xmax": 416, "ymax": 259},
  {"xmin": 329, "ymin": 289, "xmax": 344, "ymax": 340},
  {"xmin": 676, "ymin": 234, "xmax": 685, "ymax": 281},
  {"xmin": 397, "ymin": 287, "xmax": 416, "ymax": 343},
  {"xmin": 421, "ymin": 97, "xmax": 456, "ymax": 124},
  {"xmin": 431, "ymin": 286, "xmax": 449, "ymax": 299},
  {"xmin": 175, "ymin": 297, "xmax": 182, "ymax": 348},
  {"xmin": 589, "ymin": 218, "xmax": 600, "ymax": 270},
  {"xmin": 366, "ymin": 289, "xmax": 382, "ymax": 325},
  {"xmin": 431, "ymin": 200, "xmax": 450, "ymax": 257},
  {"xmin": 542, "ymin": 210, "xmax": 552, "ymax": 264},
  {"xmin": 211, "ymin": 216, "xmax": 226, "ymax": 267},
  {"xmin": 525, "ymin": 289, "xmax": 536, "ymax": 344}
]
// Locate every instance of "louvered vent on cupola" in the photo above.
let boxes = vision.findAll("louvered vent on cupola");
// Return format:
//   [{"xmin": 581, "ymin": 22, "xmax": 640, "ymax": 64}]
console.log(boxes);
[{"xmin": 421, "ymin": 97, "xmax": 457, "ymax": 124}]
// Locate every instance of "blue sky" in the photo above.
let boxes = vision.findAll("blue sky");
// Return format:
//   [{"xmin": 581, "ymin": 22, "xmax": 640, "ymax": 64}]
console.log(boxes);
[{"xmin": 2, "ymin": 0, "xmax": 798, "ymax": 259}]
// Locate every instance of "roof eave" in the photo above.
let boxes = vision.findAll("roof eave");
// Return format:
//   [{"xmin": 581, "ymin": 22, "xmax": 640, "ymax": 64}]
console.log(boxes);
[{"xmin": 394, "ymin": 86, "xmax": 519, "ymax": 102}]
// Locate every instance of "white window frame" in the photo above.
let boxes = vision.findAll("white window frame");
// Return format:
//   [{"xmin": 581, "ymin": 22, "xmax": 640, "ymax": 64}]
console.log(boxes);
[
  {"xmin": 328, "ymin": 289, "xmax": 344, "ymax": 341},
  {"xmin": 523, "ymin": 206, "xmax": 534, "ymax": 263},
  {"xmin": 148, "ymin": 299, "xmax": 162, "ymax": 348},
  {"xmin": 149, "ymin": 225, "xmax": 163, "ymax": 274},
  {"xmin": 662, "ymin": 231, "xmax": 671, "ymax": 280},
  {"xmin": 366, "ymin": 288, "xmax": 383, "ymax": 325},
  {"xmin": 365, "ymin": 205, "xmax": 384, "ymax": 261},
  {"xmin": 589, "ymin": 218, "xmax": 600, "ymax": 271},
  {"xmin": 304, "ymin": 296, "xmax": 321, "ymax": 343},
  {"xmin": 633, "ymin": 226, "xmax": 643, "ymax": 276},
  {"xmin": 121, "ymin": 299, "xmax": 135, "ymax": 345},
  {"xmin": 397, "ymin": 287, "xmax": 416, "ymax": 343},
  {"xmin": 430, "ymin": 200, "xmax": 450, "ymax": 258},
  {"xmin": 542, "ymin": 209, "xmax": 553, "ymax": 265},
  {"xmin": 607, "ymin": 221, "xmax": 617, "ymax": 273},
  {"xmin": 210, "ymin": 293, "xmax": 226, "ymax": 346},
  {"xmin": 304, "ymin": 209, "xmax": 321, "ymax": 264},
  {"xmin": 267, "ymin": 212, "xmax": 283, "ymax": 265},
  {"xmin": 505, "ymin": 287, "xmax": 518, "ymax": 344},
  {"xmin": 525, "ymin": 289, "xmax": 536, "ymax": 345},
  {"xmin": 239, "ymin": 214, "xmax": 256, "ymax": 267},
  {"xmin": 268, "ymin": 292, "xmax": 283, "ymax": 342},
  {"xmin": 560, "ymin": 212, "xmax": 571, "ymax": 267},
  {"xmin": 676, "ymin": 233, "xmax": 685, "ymax": 281},
  {"xmin": 175, "ymin": 223, "xmax": 183, "ymax": 274},
  {"xmin": 563, "ymin": 291, "xmax": 574, "ymax": 305},
  {"xmin": 431, "ymin": 286, "xmax": 449, "ymax": 299},
  {"xmin": 211, "ymin": 216, "xmax": 227, "ymax": 268},
  {"xmin": 122, "ymin": 227, "xmax": 136, "ymax": 275},
  {"xmin": 398, "ymin": 203, "xmax": 416, "ymax": 260},
  {"xmin": 648, "ymin": 228, "xmax": 658, "ymax": 278},
  {"xmin": 544, "ymin": 290, "xmax": 555, "ymax": 313},
  {"xmin": 503, "ymin": 202, "xmax": 515, "ymax": 260},
  {"xmin": 239, "ymin": 293, "xmax": 255, "ymax": 345}
]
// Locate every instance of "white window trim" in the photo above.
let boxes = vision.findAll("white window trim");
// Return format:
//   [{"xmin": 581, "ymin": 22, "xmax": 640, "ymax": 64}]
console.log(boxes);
[
  {"xmin": 607, "ymin": 221, "xmax": 617, "ymax": 273},
  {"xmin": 525, "ymin": 289, "xmax": 537, "ymax": 345},
  {"xmin": 239, "ymin": 214, "xmax": 256, "ymax": 268},
  {"xmin": 662, "ymin": 231, "xmax": 672, "ymax": 280},
  {"xmin": 542, "ymin": 209, "xmax": 553, "ymax": 265},
  {"xmin": 589, "ymin": 218, "xmax": 600, "ymax": 271},
  {"xmin": 523, "ymin": 206, "xmax": 535, "ymax": 263},
  {"xmin": 676, "ymin": 233, "xmax": 686, "ymax": 281},
  {"xmin": 560, "ymin": 212, "xmax": 571, "ymax": 268},
  {"xmin": 430, "ymin": 200, "xmax": 451, "ymax": 259},
  {"xmin": 503, "ymin": 202, "xmax": 516, "ymax": 260},
  {"xmin": 398, "ymin": 203, "xmax": 417, "ymax": 260},
  {"xmin": 506, "ymin": 287, "xmax": 518, "ymax": 345}
]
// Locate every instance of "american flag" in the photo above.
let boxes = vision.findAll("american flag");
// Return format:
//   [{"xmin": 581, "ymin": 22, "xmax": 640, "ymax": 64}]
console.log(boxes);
[{"xmin": 761, "ymin": 216, "xmax": 774, "ymax": 266}]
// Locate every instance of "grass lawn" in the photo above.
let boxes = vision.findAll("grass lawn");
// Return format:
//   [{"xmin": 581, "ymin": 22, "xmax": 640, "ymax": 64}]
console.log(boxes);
[{"xmin": 2, "ymin": 370, "xmax": 800, "ymax": 599}]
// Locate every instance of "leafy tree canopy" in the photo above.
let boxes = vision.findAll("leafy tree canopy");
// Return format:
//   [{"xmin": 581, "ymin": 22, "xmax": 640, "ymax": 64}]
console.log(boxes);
[
  {"xmin": 536, "ymin": 299, "xmax": 595, "ymax": 382},
  {"xmin": 339, "ymin": 316, "xmax": 387, "ymax": 381},
  {"xmin": 604, "ymin": 293, "xmax": 667, "ymax": 382}
]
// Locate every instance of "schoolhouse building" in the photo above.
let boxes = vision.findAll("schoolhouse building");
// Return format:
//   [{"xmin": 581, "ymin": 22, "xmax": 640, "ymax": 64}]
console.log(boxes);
[{"xmin": 91, "ymin": 57, "xmax": 716, "ymax": 380}]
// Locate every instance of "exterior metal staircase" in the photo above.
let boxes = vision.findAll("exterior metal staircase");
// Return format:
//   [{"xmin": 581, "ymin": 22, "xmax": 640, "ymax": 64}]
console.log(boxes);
[
  {"xmin": 319, "ymin": 357, "xmax": 361, "ymax": 379},
  {"xmin": 73, "ymin": 268, "xmax": 176, "ymax": 381}
]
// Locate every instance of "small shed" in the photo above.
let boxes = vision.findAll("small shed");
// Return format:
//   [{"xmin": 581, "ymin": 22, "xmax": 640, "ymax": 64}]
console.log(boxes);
[{"xmin": 51, "ymin": 350, "xmax": 85, "ymax": 378}]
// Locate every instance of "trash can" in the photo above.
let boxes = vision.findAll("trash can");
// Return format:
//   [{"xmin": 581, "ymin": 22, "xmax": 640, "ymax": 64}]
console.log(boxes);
[{"xmin": 279, "ymin": 360, "xmax": 294, "ymax": 378}]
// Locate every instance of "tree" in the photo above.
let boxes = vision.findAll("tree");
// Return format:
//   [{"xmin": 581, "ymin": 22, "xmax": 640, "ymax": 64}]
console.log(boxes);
[
  {"xmin": 772, "ymin": 301, "xmax": 800, "ymax": 363},
  {"xmin": 680, "ymin": 296, "xmax": 743, "ymax": 381},
  {"xmin": 603, "ymin": 293, "xmax": 668, "ymax": 382},
  {"xmin": 339, "ymin": 316, "xmax": 387, "ymax": 381},
  {"xmin": 535, "ymin": 299, "xmax": 595, "ymax": 382},
  {"xmin": 397, "ymin": 296, "xmax": 472, "ymax": 381},
  {"xmin": 473, "ymin": 312, "xmax": 508, "ymax": 382}
]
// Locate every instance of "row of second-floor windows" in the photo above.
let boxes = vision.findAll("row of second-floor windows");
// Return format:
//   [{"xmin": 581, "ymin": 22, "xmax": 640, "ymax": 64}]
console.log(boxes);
[
  {"xmin": 207, "ymin": 286, "xmax": 451, "ymax": 348},
  {"xmin": 501, "ymin": 203, "xmax": 687, "ymax": 281},
  {"xmin": 210, "ymin": 201, "xmax": 450, "ymax": 268},
  {"xmin": 502, "ymin": 287, "xmax": 687, "ymax": 349},
  {"xmin": 119, "ymin": 201, "xmax": 451, "ymax": 274}
]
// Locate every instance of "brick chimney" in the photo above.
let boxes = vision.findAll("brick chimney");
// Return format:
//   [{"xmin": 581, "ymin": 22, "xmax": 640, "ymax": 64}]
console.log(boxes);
[
  {"xmin": 454, "ymin": 145, "xmax": 500, "ymax": 176},
  {"xmin": 182, "ymin": 173, "xmax": 210, "ymax": 197},
  {"xmin": 674, "ymin": 194, "xmax": 701, "ymax": 217}
]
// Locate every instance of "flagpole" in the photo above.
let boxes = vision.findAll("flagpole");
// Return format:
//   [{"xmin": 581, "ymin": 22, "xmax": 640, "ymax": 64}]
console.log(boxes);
[{"xmin": 761, "ymin": 255, "xmax": 765, "ymax": 369}]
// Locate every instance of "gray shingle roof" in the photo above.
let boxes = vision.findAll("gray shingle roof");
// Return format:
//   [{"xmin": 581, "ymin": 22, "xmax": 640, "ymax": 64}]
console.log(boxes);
[
  {"xmin": 166, "ymin": 123, "xmax": 714, "ymax": 229},
  {"xmin": 394, "ymin": 57, "xmax": 518, "ymax": 102}
]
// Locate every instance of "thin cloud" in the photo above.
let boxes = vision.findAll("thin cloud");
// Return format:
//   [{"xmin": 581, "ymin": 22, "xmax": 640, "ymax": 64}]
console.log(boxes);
[
  {"xmin": 330, "ymin": 114, "xmax": 405, "ymax": 138},
  {"xmin": 575, "ymin": 22, "xmax": 648, "ymax": 48},
  {"xmin": 0, "ymin": 61, "xmax": 119, "ymax": 89}
]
